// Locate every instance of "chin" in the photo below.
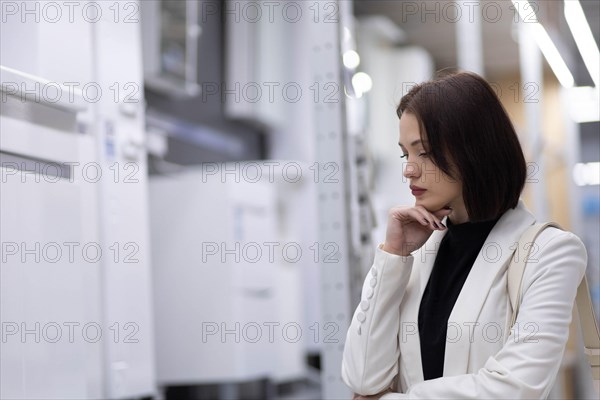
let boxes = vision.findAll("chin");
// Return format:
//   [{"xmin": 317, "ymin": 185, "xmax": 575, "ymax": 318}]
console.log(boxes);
[{"xmin": 414, "ymin": 198, "xmax": 443, "ymax": 212}]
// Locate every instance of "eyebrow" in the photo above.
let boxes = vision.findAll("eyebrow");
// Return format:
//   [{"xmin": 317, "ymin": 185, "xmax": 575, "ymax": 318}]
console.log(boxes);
[{"xmin": 398, "ymin": 139, "xmax": 425, "ymax": 148}]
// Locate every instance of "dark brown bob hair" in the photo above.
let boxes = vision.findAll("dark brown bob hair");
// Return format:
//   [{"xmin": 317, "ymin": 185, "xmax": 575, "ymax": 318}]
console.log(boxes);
[{"xmin": 397, "ymin": 71, "xmax": 526, "ymax": 222}]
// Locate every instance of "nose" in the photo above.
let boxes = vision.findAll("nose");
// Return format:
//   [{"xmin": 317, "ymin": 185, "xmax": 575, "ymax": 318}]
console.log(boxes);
[{"xmin": 403, "ymin": 161, "xmax": 420, "ymax": 180}]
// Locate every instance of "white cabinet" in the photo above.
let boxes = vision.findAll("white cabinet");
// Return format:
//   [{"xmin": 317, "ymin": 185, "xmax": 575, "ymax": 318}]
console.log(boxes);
[
  {"xmin": 0, "ymin": 1, "xmax": 155, "ymax": 398},
  {"xmin": 150, "ymin": 165, "xmax": 306, "ymax": 385},
  {"xmin": 0, "ymin": 154, "xmax": 102, "ymax": 399}
]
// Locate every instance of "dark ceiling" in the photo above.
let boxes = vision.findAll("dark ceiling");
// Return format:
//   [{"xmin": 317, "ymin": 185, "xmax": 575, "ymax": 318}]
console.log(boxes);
[{"xmin": 354, "ymin": 0, "xmax": 599, "ymax": 84}]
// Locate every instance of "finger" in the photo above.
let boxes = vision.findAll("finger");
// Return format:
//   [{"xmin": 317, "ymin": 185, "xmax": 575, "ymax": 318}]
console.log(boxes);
[
  {"xmin": 390, "ymin": 206, "xmax": 443, "ymax": 230},
  {"xmin": 404, "ymin": 207, "xmax": 431, "ymax": 227},
  {"xmin": 390, "ymin": 207, "xmax": 424, "ymax": 225},
  {"xmin": 416, "ymin": 206, "xmax": 449, "ymax": 229},
  {"xmin": 413, "ymin": 206, "xmax": 443, "ymax": 229},
  {"xmin": 431, "ymin": 209, "xmax": 451, "ymax": 227}
]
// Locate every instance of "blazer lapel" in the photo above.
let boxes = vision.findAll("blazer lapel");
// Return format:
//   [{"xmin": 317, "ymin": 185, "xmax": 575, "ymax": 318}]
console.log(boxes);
[
  {"xmin": 442, "ymin": 200, "xmax": 536, "ymax": 376},
  {"xmin": 400, "ymin": 227, "xmax": 448, "ymax": 385}
]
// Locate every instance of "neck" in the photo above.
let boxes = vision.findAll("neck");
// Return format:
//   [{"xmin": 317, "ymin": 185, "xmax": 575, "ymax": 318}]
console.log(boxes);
[{"xmin": 447, "ymin": 208, "xmax": 469, "ymax": 224}]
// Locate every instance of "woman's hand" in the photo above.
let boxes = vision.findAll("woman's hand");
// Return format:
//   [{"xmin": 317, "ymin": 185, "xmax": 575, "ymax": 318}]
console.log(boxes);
[{"xmin": 382, "ymin": 205, "xmax": 452, "ymax": 256}]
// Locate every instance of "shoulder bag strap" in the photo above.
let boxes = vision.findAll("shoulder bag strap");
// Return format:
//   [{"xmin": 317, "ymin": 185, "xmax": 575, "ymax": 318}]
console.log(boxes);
[
  {"xmin": 577, "ymin": 274, "xmax": 600, "ymax": 383},
  {"xmin": 507, "ymin": 222, "xmax": 561, "ymax": 328},
  {"xmin": 507, "ymin": 222, "xmax": 600, "ymax": 387}
]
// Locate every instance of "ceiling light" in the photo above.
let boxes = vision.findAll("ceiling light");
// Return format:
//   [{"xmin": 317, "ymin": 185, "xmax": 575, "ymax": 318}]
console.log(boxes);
[
  {"xmin": 512, "ymin": 0, "xmax": 574, "ymax": 88},
  {"xmin": 573, "ymin": 162, "xmax": 600, "ymax": 186},
  {"xmin": 352, "ymin": 72, "xmax": 372, "ymax": 97},
  {"xmin": 531, "ymin": 23, "xmax": 575, "ymax": 88},
  {"xmin": 343, "ymin": 50, "xmax": 360, "ymax": 69},
  {"xmin": 566, "ymin": 86, "xmax": 600, "ymax": 123},
  {"xmin": 564, "ymin": 0, "xmax": 599, "ymax": 87}
]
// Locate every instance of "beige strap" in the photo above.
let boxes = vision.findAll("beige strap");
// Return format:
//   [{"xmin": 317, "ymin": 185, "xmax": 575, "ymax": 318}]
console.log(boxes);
[
  {"xmin": 507, "ymin": 222, "xmax": 562, "ymax": 328},
  {"xmin": 577, "ymin": 276, "xmax": 600, "ymax": 380},
  {"xmin": 507, "ymin": 222, "xmax": 600, "ymax": 386}
]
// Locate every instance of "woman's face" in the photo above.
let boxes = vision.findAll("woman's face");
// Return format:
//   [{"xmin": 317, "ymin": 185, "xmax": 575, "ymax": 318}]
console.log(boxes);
[{"xmin": 398, "ymin": 112, "xmax": 468, "ymax": 222}]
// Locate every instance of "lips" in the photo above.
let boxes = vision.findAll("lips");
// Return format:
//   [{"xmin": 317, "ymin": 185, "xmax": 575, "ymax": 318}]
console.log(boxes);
[{"xmin": 410, "ymin": 185, "xmax": 426, "ymax": 196}]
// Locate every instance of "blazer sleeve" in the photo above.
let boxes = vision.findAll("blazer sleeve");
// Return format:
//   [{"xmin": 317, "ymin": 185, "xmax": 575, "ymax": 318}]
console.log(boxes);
[
  {"xmin": 341, "ymin": 245, "xmax": 415, "ymax": 395},
  {"xmin": 379, "ymin": 230, "xmax": 588, "ymax": 400}
]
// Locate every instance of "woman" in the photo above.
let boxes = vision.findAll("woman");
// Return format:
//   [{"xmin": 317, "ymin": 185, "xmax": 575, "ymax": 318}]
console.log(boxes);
[{"xmin": 341, "ymin": 71, "xmax": 588, "ymax": 399}]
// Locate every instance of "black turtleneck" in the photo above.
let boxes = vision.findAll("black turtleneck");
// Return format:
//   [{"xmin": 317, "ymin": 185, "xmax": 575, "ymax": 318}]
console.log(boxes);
[{"xmin": 418, "ymin": 216, "xmax": 500, "ymax": 380}]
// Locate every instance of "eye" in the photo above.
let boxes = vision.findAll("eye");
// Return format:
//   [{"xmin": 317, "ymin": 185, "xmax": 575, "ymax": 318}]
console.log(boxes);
[
  {"xmin": 400, "ymin": 154, "xmax": 408, "ymax": 159},
  {"xmin": 419, "ymin": 152, "xmax": 429, "ymax": 158}
]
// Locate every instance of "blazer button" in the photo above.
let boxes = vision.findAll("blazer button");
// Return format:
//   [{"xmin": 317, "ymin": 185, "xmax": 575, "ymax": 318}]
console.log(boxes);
[
  {"xmin": 357, "ymin": 312, "xmax": 366, "ymax": 322},
  {"xmin": 360, "ymin": 300, "xmax": 370, "ymax": 311},
  {"xmin": 366, "ymin": 288, "xmax": 374, "ymax": 299},
  {"xmin": 371, "ymin": 267, "xmax": 378, "ymax": 277},
  {"xmin": 369, "ymin": 277, "xmax": 377, "ymax": 287}
]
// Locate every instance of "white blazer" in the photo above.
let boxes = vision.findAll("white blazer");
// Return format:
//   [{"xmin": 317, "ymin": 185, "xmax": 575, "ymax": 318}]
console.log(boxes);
[{"xmin": 341, "ymin": 200, "xmax": 588, "ymax": 399}]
